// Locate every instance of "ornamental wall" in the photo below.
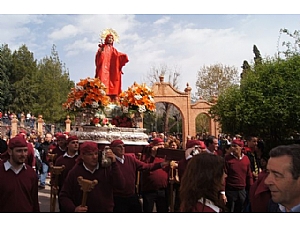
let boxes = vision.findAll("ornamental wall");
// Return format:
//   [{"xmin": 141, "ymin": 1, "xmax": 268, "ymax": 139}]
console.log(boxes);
[{"xmin": 151, "ymin": 76, "xmax": 219, "ymax": 148}]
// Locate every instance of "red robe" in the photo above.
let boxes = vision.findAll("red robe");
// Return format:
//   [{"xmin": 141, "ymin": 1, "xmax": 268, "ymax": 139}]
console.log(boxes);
[{"xmin": 95, "ymin": 44, "xmax": 129, "ymax": 96}]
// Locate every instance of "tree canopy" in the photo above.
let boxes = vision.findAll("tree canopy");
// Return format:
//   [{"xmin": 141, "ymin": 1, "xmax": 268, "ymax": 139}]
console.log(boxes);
[
  {"xmin": 210, "ymin": 53, "xmax": 300, "ymax": 147},
  {"xmin": 196, "ymin": 63, "xmax": 239, "ymax": 101},
  {"xmin": 0, "ymin": 43, "xmax": 74, "ymax": 123}
]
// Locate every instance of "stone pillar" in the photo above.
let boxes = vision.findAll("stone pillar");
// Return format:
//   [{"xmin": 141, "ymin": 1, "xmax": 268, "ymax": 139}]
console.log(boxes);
[
  {"xmin": 37, "ymin": 115, "xmax": 44, "ymax": 137},
  {"xmin": 51, "ymin": 124, "xmax": 55, "ymax": 135},
  {"xmin": 65, "ymin": 115, "xmax": 71, "ymax": 133},
  {"xmin": 20, "ymin": 114, "xmax": 25, "ymax": 128},
  {"xmin": 11, "ymin": 114, "xmax": 18, "ymax": 138}
]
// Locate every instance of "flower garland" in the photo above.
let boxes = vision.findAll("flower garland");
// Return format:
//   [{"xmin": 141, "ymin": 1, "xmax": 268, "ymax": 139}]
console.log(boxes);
[
  {"xmin": 62, "ymin": 77, "xmax": 111, "ymax": 112},
  {"xmin": 119, "ymin": 82, "xmax": 156, "ymax": 114},
  {"xmin": 90, "ymin": 111, "xmax": 113, "ymax": 127}
]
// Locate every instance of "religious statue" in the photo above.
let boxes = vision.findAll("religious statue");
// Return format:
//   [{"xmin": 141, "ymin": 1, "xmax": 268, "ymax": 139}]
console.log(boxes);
[{"xmin": 95, "ymin": 28, "xmax": 129, "ymax": 101}]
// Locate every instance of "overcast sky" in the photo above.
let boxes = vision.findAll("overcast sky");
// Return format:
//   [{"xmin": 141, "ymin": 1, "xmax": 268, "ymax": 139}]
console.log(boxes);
[{"xmin": 1, "ymin": 2, "xmax": 299, "ymax": 96}]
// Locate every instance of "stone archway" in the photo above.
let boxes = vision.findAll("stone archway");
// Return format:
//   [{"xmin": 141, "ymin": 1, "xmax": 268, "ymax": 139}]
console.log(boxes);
[
  {"xmin": 151, "ymin": 76, "xmax": 219, "ymax": 148},
  {"xmin": 190, "ymin": 97, "xmax": 220, "ymax": 138}
]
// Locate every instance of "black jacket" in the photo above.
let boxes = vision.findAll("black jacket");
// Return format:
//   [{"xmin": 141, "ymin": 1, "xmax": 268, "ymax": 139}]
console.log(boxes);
[{"xmin": 38, "ymin": 141, "xmax": 53, "ymax": 165}]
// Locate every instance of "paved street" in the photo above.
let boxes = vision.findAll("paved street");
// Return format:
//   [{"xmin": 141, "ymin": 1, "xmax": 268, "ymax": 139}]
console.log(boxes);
[{"xmin": 38, "ymin": 177, "xmax": 59, "ymax": 212}]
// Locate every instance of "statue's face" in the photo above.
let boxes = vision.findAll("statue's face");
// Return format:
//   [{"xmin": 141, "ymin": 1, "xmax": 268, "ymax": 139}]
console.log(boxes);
[{"xmin": 105, "ymin": 35, "xmax": 114, "ymax": 44}]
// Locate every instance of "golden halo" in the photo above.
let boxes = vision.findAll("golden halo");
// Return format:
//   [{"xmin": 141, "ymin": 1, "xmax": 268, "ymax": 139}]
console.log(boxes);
[{"xmin": 100, "ymin": 28, "xmax": 120, "ymax": 43}]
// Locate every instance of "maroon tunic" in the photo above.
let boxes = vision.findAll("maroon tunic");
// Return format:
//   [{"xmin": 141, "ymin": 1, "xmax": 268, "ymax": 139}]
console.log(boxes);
[
  {"xmin": 52, "ymin": 146, "xmax": 66, "ymax": 163},
  {"xmin": 0, "ymin": 161, "xmax": 40, "ymax": 212},
  {"xmin": 59, "ymin": 162, "xmax": 125, "ymax": 212},
  {"xmin": 114, "ymin": 153, "xmax": 162, "ymax": 197},
  {"xmin": 140, "ymin": 155, "xmax": 169, "ymax": 192},
  {"xmin": 249, "ymin": 170, "xmax": 271, "ymax": 212},
  {"xmin": 224, "ymin": 154, "xmax": 253, "ymax": 190},
  {"xmin": 53, "ymin": 154, "xmax": 78, "ymax": 191}
]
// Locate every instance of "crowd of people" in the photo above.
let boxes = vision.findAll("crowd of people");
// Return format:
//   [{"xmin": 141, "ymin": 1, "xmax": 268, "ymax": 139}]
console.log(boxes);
[
  {"xmin": 0, "ymin": 111, "xmax": 36, "ymax": 128},
  {"xmin": 0, "ymin": 129, "xmax": 300, "ymax": 213}
]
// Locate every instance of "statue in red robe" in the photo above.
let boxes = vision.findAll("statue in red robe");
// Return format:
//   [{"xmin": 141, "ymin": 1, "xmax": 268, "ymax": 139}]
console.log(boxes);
[{"xmin": 95, "ymin": 29, "xmax": 129, "ymax": 101}]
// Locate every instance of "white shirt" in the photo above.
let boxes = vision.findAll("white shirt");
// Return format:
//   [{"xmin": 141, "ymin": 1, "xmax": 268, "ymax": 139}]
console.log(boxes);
[
  {"xmin": 115, "ymin": 155, "xmax": 125, "ymax": 164},
  {"xmin": 4, "ymin": 160, "xmax": 27, "ymax": 175},
  {"xmin": 198, "ymin": 198, "xmax": 221, "ymax": 213},
  {"xmin": 83, "ymin": 162, "xmax": 99, "ymax": 174},
  {"xmin": 63, "ymin": 151, "xmax": 79, "ymax": 158}
]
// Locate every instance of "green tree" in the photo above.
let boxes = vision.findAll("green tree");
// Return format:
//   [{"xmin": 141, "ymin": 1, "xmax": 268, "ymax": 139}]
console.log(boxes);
[
  {"xmin": 196, "ymin": 63, "xmax": 239, "ymax": 101},
  {"xmin": 240, "ymin": 60, "xmax": 251, "ymax": 79},
  {"xmin": 0, "ymin": 44, "xmax": 13, "ymax": 112},
  {"xmin": 209, "ymin": 84, "xmax": 243, "ymax": 135},
  {"xmin": 9, "ymin": 45, "xmax": 38, "ymax": 114},
  {"xmin": 253, "ymin": 45, "xmax": 262, "ymax": 65},
  {"xmin": 210, "ymin": 54, "xmax": 300, "ymax": 148},
  {"xmin": 195, "ymin": 114, "xmax": 210, "ymax": 134},
  {"xmin": 0, "ymin": 43, "xmax": 74, "ymax": 125},
  {"xmin": 278, "ymin": 28, "xmax": 300, "ymax": 57},
  {"xmin": 33, "ymin": 45, "xmax": 74, "ymax": 123}
]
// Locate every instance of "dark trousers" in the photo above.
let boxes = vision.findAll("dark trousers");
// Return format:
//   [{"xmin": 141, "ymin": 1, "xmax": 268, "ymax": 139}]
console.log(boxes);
[
  {"xmin": 113, "ymin": 194, "xmax": 142, "ymax": 213},
  {"xmin": 142, "ymin": 188, "xmax": 169, "ymax": 212},
  {"xmin": 225, "ymin": 189, "xmax": 247, "ymax": 212},
  {"xmin": 173, "ymin": 183, "xmax": 181, "ymax": 212}
]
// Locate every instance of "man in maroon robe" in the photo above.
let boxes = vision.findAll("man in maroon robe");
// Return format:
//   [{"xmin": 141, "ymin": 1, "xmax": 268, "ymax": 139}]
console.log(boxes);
[
  {"xmin": 0, "ymin": 136, "xmax": 40, "ymax": 212},
  {"xmin": 110, "ymin": 139, "xmax": 169, "ymax": 212},
  {"xmin": 51, "ymin": 135, "xmax": 79, "ymax": 212},
  {"xmin": 140, "ymin": 138, "xmax": 170, "ymax": 212},
  {"xmin": 59, "ymin": 141, "xmax": 125, "ymax": 212}
]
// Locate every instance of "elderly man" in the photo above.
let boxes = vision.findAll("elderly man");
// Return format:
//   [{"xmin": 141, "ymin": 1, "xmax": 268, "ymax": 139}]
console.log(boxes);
[
  {"xmin": 0, "ymin": 136, "xmax": 40, "ymax": 212},
  {"xmin": 59, "ymin": 141, "xmax": 125, "ymax": 212},
  {"xmin": 264, "ymin": 144, "xmax": 300, "ymax": 212},
  {"xmin": 110, "ymin": 139, "xmax": 169, "ymax": 212},
  {"xmin": 225, "ymin": 139, "xmax": 253, "ymax": 212}
]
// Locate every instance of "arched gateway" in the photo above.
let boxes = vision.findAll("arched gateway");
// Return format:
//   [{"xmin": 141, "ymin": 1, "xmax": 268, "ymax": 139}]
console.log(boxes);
[{"xmin": 152, "ymin": 76, "xmax": 220, "ymax": 148}]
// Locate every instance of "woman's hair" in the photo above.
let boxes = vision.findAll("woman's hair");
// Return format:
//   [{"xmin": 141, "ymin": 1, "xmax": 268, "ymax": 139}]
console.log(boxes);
[
  {"xmin": 179, "ymin": 153, "xmax": 226, "ymax": 212},
  {"xmin": 168, "ymin": 139, "xmax": 180, "ymax": 149}
]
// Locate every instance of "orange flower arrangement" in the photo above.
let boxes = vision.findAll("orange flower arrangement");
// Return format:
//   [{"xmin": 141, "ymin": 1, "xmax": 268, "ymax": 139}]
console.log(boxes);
[
  {"xmin": 119, "ymin": 82, "xmax": 156, "ymax": 114},
  {"xmin": 62, "ymin": 77, "xmax": 111, "ymax": 112}
]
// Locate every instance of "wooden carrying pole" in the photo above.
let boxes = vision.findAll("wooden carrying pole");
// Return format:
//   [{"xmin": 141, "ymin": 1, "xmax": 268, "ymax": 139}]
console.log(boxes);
[
  {"xmin": 156, "ymin": 148, "xmax": 185, "ymax": 213},
  {"xmin": 77, "ymin": 176, "xmax": 98, "ymax": 207},
  {"xmin": 49, "ymin": 165, "xmax": 65, "ymax": 212},
  {"xmin": 135, "ymin": 153, "xmax": 142, "ymax": 196},
  {"xmin": 169, "ymin": 162, "xmax": 176, "ymax": 212},
  {"xmin": 48, "ymin": 153, "xmax": 57, "ymax": 212}
]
